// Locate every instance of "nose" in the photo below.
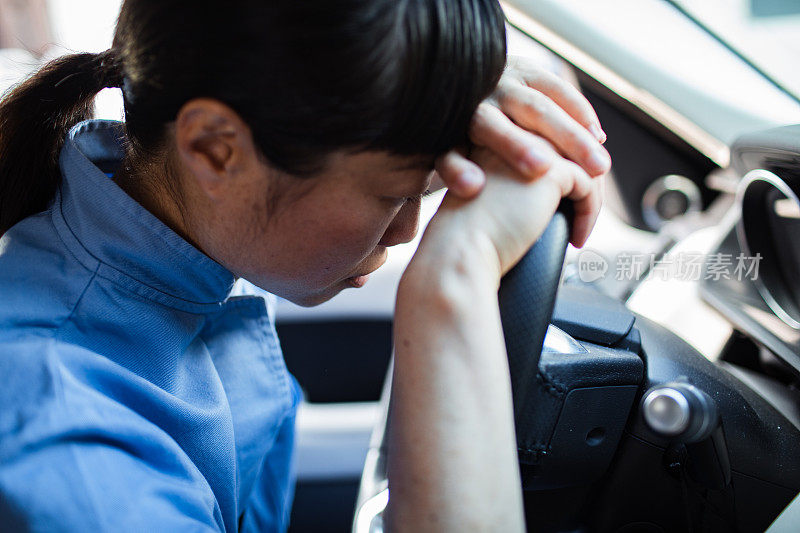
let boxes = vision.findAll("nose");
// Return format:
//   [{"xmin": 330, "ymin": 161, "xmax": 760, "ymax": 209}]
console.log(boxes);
[{"xmin": 379, "ymin": 199, "xmax": 421, "ymax": 248}]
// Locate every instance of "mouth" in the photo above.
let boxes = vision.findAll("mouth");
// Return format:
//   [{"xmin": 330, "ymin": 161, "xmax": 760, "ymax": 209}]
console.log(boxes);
[
  {"xmin": 345, "ymin": 252, "xmax": 388, "ymax": 289},
  {"xmin": 346, "ymin": 274, "xmax": 371, "ymax": 288}
]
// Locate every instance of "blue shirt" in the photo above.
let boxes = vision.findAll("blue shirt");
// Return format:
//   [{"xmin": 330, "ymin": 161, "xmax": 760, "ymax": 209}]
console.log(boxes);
[{"xmin": 0, "ymin": 120, "xmax": 301, "ymax": 532}]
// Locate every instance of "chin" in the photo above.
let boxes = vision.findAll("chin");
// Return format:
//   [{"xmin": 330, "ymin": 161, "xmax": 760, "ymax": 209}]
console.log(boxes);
[{"xmin": 283, "ymin": 284, "xmax": 344, "ymax": 308}]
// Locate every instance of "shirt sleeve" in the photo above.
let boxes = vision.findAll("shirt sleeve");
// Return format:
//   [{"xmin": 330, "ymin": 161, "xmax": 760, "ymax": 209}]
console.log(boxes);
[{"xmin": 0, "ymin": 431, "xmax": 225, "ymax": 532}]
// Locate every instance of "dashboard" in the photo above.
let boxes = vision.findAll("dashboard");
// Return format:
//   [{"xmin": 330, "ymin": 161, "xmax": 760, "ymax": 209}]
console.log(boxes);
[{"xmin": 701, "ymin": 125, "xmax": 800, "ymax": 374}]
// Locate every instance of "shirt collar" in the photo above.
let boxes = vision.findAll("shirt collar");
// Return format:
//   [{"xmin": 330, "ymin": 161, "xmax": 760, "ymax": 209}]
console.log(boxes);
[{"xmin": 55, "ymin": 120, "xmax": 235, "ymax": 306}]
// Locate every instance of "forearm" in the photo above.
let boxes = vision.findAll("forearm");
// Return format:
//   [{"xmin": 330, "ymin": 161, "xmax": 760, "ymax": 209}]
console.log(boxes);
[{"xmin": 386, "ymin": 223, "xmax": 525, "ymax": 532}]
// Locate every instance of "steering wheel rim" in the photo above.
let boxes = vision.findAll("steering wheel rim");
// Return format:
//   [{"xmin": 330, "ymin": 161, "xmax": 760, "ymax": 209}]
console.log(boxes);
[{"xmin": 498, "ymin": 206, "xmax": 572, "ymax": 463}]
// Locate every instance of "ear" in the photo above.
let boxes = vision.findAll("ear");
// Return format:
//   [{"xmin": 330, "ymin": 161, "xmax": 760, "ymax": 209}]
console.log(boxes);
[{"xmin": 174, "ymin": 98, "xmax": 260, "ymax": 201}]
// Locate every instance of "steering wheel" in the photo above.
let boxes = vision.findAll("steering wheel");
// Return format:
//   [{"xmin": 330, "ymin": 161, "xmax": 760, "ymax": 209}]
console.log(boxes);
[{"xmin": 498, "ymin": 206, "xmax": 571, "ymax": 465}]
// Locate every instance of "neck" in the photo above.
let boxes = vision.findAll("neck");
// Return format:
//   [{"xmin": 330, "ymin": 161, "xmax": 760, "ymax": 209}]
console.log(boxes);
[{"xmin": 113, "ymin": 159, "xmax": 200, "ymax": 251}]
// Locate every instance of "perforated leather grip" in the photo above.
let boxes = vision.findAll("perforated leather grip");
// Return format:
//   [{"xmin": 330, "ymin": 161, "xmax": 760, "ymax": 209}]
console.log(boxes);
[{"xmin": 498, "ymin": 207, "xmax": 570, "ymax": 462}]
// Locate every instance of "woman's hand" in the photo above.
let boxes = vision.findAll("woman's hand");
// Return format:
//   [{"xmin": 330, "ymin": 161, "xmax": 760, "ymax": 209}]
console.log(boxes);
[
  {"xmin": 426, "ymin": 147, "xmax": 600, "ymax": 277},
  {"xmin": 433, "ymin": 56, "xmax": 609, "ymax": 247}
]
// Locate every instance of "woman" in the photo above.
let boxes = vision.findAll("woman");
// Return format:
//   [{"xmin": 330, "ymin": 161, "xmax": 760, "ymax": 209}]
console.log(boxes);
[{"xmin": 0, "ymin": 0, "xmax": 608, "ymax": 531}]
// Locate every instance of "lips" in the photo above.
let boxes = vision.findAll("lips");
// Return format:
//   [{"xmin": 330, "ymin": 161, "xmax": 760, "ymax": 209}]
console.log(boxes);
[
  {"xmin": 346, "ymin": 274, "xmax": 370, "ymax": 288},
  {"xmin": 345, "ymin": 252, "xmax": 388, "ymax": 288}
]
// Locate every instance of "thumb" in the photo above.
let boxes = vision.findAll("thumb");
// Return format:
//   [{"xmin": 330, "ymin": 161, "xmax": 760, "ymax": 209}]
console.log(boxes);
[{"xmin": 435, "ymin": 150, "xmax": 486, "ymax": 199}]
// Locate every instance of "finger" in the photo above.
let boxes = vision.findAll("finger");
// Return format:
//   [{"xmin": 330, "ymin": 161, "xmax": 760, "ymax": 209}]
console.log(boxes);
[
  {"xmin": 434, "ymin": 150, "xmax": 486, "ymax": 199},
  {"xmin": 565, "ymin": 165, "xmax": 602, "ymax": 247},
  {"xmin": 469, "ymin": 102, "xmax": 557, "ymax": 181},
  {"xmin": 547, "ymin": 160, "xmax": 601, "ymax": 247},
  {"xmin": 496, "ymin": 81, "xmax": 611, "ymax": 177},
  {"xmin": 570, "ymin": 176, "xmax": 603, "ymax": 247},
  {"xmin": 507, "ymin": 60, "xmax": 606, "ymax": 143}
]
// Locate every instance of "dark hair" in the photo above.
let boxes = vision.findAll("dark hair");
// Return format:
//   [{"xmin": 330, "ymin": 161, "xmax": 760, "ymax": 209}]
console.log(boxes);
[{"xmin": 0, "ymin": 0, "xmax": 507, "ymax": 235}]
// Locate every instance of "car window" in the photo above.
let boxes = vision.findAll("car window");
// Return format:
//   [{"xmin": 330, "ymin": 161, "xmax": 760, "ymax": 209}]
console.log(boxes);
[{"xmin": 669, "ymin": 0, "xmax": 800, "ymax": 101}]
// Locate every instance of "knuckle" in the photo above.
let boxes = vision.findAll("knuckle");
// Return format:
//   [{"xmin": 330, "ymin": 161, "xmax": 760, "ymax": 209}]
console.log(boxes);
[
  {"xmin": 536, "ymin": 71, "xmax": 574, "ymax": 100},
  {"xmin": 495, "ymin": 122, "xmax": 522, "ymax": 150},
  {"xmin": 572, "ymin": 133, "xmax": 597, "ymax": 161},
  {"xmin": 494, "ymin": 77, "xmax": 515, "ymax": 98},
  {"xmin": 521, "ymin": 90, "xmax": 551, "ymax": 118},
  {"xmin": 473, "ymin": 102, "xmax": 496, "ymax": 122},
  {"xmin": 511, "ymin": 137, "xmax": 535, "ymax": 162},
  {"xmin": 537, "ymin": 70, "xmax": 565, "ymax": 91},
  {"xmin": 470, "ymin": 103, "xmax": 502, "ymax": 138}
]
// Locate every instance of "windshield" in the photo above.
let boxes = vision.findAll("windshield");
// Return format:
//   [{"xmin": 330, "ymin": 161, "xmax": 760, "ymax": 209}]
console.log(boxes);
[{"xmin": 669, "ymin": 0, "xmax": 800, "ymax": 101}]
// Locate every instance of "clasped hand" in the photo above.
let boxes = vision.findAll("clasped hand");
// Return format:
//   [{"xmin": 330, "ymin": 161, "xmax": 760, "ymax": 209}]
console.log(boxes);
[{"xmin": 433, "ymin": 56, "xmax": 609, "ymax": 251}]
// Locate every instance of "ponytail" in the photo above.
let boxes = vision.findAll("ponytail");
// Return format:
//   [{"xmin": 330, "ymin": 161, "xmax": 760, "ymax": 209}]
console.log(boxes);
[{"xmin": 0, "ymin": 50, "xmax": 123, "ymax": 235}]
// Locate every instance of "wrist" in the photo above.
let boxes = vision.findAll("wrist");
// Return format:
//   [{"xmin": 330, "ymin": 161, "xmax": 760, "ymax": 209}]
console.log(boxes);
[{"xmin": 399, "ymin": 215, "xmax": 501, "ymax": 309}]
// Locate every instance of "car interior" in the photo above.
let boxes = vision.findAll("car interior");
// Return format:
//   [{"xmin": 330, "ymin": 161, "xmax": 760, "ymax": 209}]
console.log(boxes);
[{"xmin": 1, "ymin": 1, "xmax": 797, "ymax": 532}]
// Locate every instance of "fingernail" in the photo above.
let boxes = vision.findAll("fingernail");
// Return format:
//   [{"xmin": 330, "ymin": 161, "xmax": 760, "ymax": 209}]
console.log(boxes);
[
  {"xmin": 590, "ymin": 123, "xmax": 607, "ymax": 144},
  {"xmin": 589, "ymin": 147, "xmax": 611, "ymax": 174}
]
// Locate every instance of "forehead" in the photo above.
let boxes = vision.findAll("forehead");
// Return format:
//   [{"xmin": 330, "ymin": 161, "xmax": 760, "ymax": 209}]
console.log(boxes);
[{"xmin": 319, "ymin": 150, "xmax": 436, "ymax": 192}]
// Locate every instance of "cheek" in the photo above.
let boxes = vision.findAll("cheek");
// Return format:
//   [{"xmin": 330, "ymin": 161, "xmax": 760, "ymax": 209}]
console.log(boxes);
[
  {"xmin": 264, "ymin": 199, "xmax": 394, "ymax": 284},
  {"xmin": 306, "ymin": 212, "xmax": 390, "ymax": 271}
]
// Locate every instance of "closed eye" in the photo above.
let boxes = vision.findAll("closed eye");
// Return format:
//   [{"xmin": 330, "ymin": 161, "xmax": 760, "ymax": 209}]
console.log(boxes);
[{"xmin": 405, "ymin": 189, "xmax": 433, "ymax": 203}]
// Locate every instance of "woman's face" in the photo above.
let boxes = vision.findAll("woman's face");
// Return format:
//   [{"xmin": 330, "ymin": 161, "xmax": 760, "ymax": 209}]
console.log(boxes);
[
  {"xmin": 170, "ymin": 100, "xmax": 435, "ymax": 306},
  {"xmin": 203, "ymin": 150, "xmax": 435, "ymax": 307}
]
